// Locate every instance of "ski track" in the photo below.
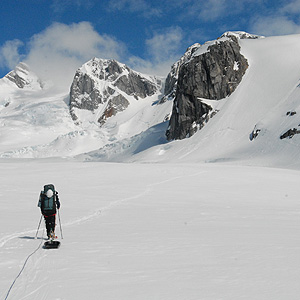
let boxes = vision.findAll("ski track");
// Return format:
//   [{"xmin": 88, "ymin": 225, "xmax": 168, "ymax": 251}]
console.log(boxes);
[
  {"xmin": 0, "ymin": 230, "xmax": 43, "ymax": 248},
  {"xmin": 3, "ymin": 230, "xmax": 47, "ymax": 300},
  {"xmin": 2, "ymin": 170, "xmax": 206, "ymax": 300},
  {"xmin": 62, "ymin": 170, "xmax": 206, "ymax": 227}
]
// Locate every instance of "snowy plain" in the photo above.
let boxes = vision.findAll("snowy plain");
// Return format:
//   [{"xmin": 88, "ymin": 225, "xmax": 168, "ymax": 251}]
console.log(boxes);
[
  {"xmin": 1, "ymin": 32, "xmax": 300, "ymax": 299},
  {"xmin": 1, "ymin": 161, "xmax": 300, "ymax": 300}
]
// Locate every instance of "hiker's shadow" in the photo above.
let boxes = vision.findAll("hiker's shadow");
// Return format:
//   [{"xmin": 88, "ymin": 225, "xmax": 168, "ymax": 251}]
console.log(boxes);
[{"xmin": 19, "ymin": 236, "xmax": 47, "ymax": 240}]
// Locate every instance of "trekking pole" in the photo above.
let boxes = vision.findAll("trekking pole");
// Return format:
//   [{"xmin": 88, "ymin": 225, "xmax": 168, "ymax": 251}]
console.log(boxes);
[
  {"xmin": 35, "ymin": 215, "xmax": 42, "ymax": 239},
  {"xmin": 58, "ymin": 209, "xmax": 63, "ymax": 239}
]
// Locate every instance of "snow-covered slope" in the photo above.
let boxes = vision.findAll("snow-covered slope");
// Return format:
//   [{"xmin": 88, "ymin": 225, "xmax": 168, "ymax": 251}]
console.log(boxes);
[
  {"xmin": 3, "ymin": 62, "xmax": 43, "ymax": 90},
  {"xmin": 81, "ymin": 33, "xmax": 300, "ymax": 169},
  {"xmin": 1, "ymin": 162, "xmax": 300, "ymax": 300},
  {"xmin": 1, "ymin": 33, "xmax": 300, "ymax": 168},
  {"xmin": 0, "ymin": 65, "xmax": 78, "ymax": 155},
  {"xmin": 0, "ymin": 60, "xmax": 172, "ymax": 158},
  {"xmin": 2, "ymin": 32, "xmax": 300, "ymax": 300}
]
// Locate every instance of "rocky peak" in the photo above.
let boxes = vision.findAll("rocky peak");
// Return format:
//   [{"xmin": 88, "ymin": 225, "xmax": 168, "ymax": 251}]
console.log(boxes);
[
  {"xmin": 4, "ymin": 62, "xmax": 43, "ymax": 89},
  {"xmin": 162, "ymin": 31, "xmax": 259, "ymax": 104},
  {"xmin": 163, "ymin": 43, "xmax": 201, "ymax": 99},
  {"xmin": 220, "ymin": 31, "xmax": 264, "ymax": 40},
  {"xmin": 69, "ymin": 58, "xmax": 162, "ymax": 125},
  {"xmin": 80, "ymin": 58, "xmax": 127, "ymax": 82},
  {"xmin": 166, "ymin": 33, "xmax": 249, "ymax": 140}
]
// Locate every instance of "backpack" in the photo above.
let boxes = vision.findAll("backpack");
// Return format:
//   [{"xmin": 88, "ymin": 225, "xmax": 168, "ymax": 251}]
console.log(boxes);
[{"xmin": 41, "ymin": 184, "xmax": 56, "ymax": 212}]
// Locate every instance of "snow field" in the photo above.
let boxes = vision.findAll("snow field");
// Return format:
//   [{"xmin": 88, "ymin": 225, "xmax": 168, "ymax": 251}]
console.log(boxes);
[{"xmin": 1, "ymin": 161, "xmax": 300, "ymax": 299}]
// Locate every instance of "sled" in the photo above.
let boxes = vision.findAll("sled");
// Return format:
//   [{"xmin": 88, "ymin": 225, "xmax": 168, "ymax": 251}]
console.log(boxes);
[{"xmin": 44, "ymin": 240, "xmax": 61, "ymax": 249}]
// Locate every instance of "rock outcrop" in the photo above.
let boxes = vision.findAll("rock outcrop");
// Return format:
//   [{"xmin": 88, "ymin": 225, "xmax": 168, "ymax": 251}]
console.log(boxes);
[
  {"xmin": 280, "ymin": 128, "xmax": 300, "ymax": 139},
  {"xmin": 166, "ymin": 32, "xmax": 250, "ymax": 140},
  {"xmin": 69, "ymin": 58, "xmax": 162, "ymax": 125},
  {"xmin": 160, "ymin": 43, "xmax": 200, "ymax": 104}
]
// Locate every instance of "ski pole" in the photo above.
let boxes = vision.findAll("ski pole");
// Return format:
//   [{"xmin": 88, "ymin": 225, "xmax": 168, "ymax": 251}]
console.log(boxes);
[
  {"xmin": 58, "ymin": 209, "xmax": 63, "ymax": 239},
  {"xmin": 35, "ymin": 215, "xmax": 42, "ymax": 239}
]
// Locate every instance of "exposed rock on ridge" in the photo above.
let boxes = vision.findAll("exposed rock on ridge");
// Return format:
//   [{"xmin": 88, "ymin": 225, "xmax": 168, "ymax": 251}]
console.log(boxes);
[
  {"xmin": 161, "ymin": 43, "xmax": 201, "ymax": 103},
  {"xmin": 69, "ymin": 58, "xmax": 161, "ymax": 125},
  {"xmin": 166, "ymin": 33, "xmax": 249, "ymax": 140},
  {"xmin": 4, "ymin": 62, "xmax": 43, "ymax": 89}
]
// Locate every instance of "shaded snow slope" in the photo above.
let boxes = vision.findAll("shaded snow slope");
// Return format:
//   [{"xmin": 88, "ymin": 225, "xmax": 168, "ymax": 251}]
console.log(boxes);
[{"xmin": 1, "ymin": 162, "xmax": 300, "ymax": 299}]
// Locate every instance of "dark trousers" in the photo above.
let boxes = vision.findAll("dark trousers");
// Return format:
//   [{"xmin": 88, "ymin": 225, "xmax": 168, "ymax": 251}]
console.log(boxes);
[{"xmin": 44, "ymin": 215, "xmax": 56, "ymax": 237}]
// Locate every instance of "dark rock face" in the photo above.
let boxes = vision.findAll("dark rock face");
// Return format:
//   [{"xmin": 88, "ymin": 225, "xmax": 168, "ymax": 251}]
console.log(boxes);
[
  {"xmin": 166, "ymin": 35, "xmax": 249, "ymax": 140},
  {"xmin": 98, "ymin": 94, "xmax": 129, "ymax": 125},
  {"xmin": 167, "ymin": 94, "xmax": 213, "ymax": 140},
  {"xmin": 286, "ymin": 111, "xmax": 297, "ymax": 116},
  {"xmin": 69, "ymin": 58, "xmax": 161, "ymax": 124},
  {"xmin": 115, "ymin": 72, "xmax": 158, "ymax": 99},
  {"xmin": 280, "ymin": 128, "xmax": 300, "ymax": 139},
  {"xmin": 159, "ymin": 43, "xmax": 200, "ymax": 104}
]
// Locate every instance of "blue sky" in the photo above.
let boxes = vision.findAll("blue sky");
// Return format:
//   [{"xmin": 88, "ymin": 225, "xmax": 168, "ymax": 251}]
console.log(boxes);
[{"xmin": 1, "ymin": 0, "xmax": 300, "ymax": 87}]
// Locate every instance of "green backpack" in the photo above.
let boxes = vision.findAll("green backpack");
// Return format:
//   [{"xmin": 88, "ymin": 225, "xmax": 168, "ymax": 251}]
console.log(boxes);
[{"xmin": 42, "ymin": 184, "xmax": 56, "ymax": 212}]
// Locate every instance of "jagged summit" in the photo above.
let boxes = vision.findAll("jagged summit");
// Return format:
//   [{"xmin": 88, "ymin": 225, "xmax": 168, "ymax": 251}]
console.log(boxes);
[
  {"xmin": 75, "ymin": 57, "xmax": 160, "ymax": 96},
  {"xmin": 69, "ymin": 58, "xmax": 162, "ymax": 126},
  {"xmin": 79, "ymin": 58, "xmax": 129, "ymax": 81},
  {"xmin": 3, "ymin": 62, "xmax": 43, "ymax": 89},
  {"xmin": 221, "ymin": 31, "xmax": 264, "ymax": 40},
  {"xmin": 162, "ymin": 31, "xmax": 258, "ymax": 102},
  {"xmin": 162, "ymin": 43, "xmax": 201, "ymax": 100},
  {"xmin": 166, "ymin": 32, "xmax": 249, "ymax": 140}
]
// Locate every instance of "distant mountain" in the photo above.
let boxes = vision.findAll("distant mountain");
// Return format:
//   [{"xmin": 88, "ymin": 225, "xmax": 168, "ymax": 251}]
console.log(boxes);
[
  {"xmin": 69, "ymin": 58, "xmax": 162, "ymax": 126},
  {"xmin": 1, "ymin": 32, "xmax": 300, "ymax": 168},
  {"xmin": 2, "ymin": 62, "xmax": 43, "ymax": 90},
  {"xmin": 0, "ymin": 58, "xmax": 171, "ymax": 158}
]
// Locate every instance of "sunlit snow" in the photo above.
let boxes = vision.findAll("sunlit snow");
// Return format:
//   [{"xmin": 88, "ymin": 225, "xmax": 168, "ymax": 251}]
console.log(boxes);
[{"xmin": 1, "ymin": 33, "xmax": 300, "ymax": 300}]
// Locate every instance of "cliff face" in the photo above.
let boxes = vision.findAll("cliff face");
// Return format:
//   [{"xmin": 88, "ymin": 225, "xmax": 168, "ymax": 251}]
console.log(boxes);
[
  {"xmin": 162, "ymin": 43, "xmax": 201, "ymax": 102},
  {"xmin": 69, "ymin": 58, "xmax": 161, "ymax": 125},
  {"xmin": 166, "ymin": 33, "xmax": 249, "ymax": 140}
]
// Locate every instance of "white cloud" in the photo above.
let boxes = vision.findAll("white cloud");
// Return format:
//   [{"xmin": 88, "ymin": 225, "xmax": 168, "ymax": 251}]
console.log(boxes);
[
  {"xmin": 183, "ymin": 0, "xmax": 256, "ymax": 22},
  {"xmin": 248, "ymin": 0, "xmax": 300, "ymax": 36},
  {"xmin": 282, "ymin": 0, "xmax": 300, "ymax": 14},
  {"xmin": 251, "ymin": 15, "xmax": 300, "ymax": 36},
  {"xmin": 0, "ymin": 39, "xmax": 24, "ymax": 70},
  {"xmin": 0, "ymin": 21, "xmax": 181, "ymax": 88},
  {"xmin": 128, "ymin": 55, "xmax": 174, "ymax": 78},
  {"xmin": 197, "ymin": 0, "xmax": 227, "ymax": 22},
  {"xmin": 128, "ymin": 27, "xmax": 184, "ymax": 77},
  {"xmin": 23, "ymin": 22, "xmax": 126, "ymax": 90},
  {"xmin": 146, "ymin": 27, "xmax": 183, "ymax": 62}
]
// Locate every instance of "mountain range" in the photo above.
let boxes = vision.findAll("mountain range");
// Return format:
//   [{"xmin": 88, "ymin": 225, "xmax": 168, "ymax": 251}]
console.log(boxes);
[{"xmin": 1, "ymin": 31, "xmax": 300, "ymax": 168}]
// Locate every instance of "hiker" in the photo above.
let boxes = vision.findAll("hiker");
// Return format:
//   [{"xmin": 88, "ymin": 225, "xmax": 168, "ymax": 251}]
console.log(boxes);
[{"xmin": 38, "ymin": 184, "xmax": 60, "ymax": 239}]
